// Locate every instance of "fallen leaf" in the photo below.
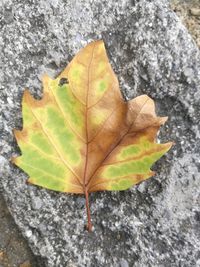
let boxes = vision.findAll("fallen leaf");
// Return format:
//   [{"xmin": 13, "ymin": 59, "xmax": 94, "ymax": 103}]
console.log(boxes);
[
  {"xmin": 0, "ymin": 250, "xmax": 4, "ymax": 259},
  {"xmin": 20, "ymin": 260, "xmax": 32, "ymax": 267},
  {"xmin": 12, "ymin": 40, "xmax": 173, "ymax": 231}
]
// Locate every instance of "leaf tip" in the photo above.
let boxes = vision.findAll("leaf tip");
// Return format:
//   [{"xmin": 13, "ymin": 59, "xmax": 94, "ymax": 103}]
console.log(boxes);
[
  {"xmin": 87, "ymin": 39, "xmax": 105, "ymax": 55},
  {"xmin": 167, "ymin": 141, "xmax": 175, "ymax": 151},
  {"xmin": 10, "ymin": 156, "xmax": 19, "ymax": 165},
  {"xmin": 22, "ymin": 89, "xmax": 32, "ymax": 103},
  {"xmin": 13, "ymin": 128, "xmax": 28, "ymax": 143},
  {"xmin": 42, "ymin": 73, "xmax": 54, "ymax": 91},
  {"xmin": 13, "ymin": 128, "xmax": 21, "ymax": 139},
  {"xmin": 26, "ymin": 178, "xmax": 33, "ymax": 185},
  {"xmin": 159, "ymin": 116, "xmax": 168, "ymax": 125},
  {"xmin": 90, "ymin": 39, "xmax": 104, "ymax": 46}
]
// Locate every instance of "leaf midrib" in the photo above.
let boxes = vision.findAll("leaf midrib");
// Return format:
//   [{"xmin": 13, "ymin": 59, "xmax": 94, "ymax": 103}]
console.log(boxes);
[{"xmin": 83, "ymin": 42, "xmax": 96, "ymax": 191}]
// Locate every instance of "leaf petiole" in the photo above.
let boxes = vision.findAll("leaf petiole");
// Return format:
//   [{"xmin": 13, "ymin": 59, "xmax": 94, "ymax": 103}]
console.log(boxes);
[{"xmin": 85, "ymin": 188, "xmax": 92, "ymax": 232}]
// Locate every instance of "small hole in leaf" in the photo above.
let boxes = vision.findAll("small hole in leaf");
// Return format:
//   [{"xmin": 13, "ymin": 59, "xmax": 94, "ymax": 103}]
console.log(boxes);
[{"xmin": 59, "ymin": 78, "xmax": 69, "ymax": 86}]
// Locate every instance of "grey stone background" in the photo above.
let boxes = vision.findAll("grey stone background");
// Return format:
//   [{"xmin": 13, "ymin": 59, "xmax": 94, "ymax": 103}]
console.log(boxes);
[{"xmin": 0, "ymin": 0, "xmax": 200, "ymax": 266}]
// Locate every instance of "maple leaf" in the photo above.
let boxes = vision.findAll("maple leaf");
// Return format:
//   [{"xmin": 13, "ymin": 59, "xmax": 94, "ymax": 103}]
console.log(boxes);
[{"xmin": 12, "ymin": 40, "xmax": 173, "ymax": 231}]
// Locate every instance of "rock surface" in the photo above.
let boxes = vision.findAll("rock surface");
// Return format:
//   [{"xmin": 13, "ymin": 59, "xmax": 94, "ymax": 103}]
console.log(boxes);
[
  {"xmin": 171, "ymin": 0, "xmax": 200, "ymax": 48},
  {"xmin": 0, "ymin": 0, "xmax": 200, "ymax": 266}
]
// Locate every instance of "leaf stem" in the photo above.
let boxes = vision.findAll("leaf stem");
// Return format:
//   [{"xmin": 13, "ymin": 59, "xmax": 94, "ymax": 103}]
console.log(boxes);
[{"xmin": 85, "ymin": 188, "xmax": 92, "ymax": 231}]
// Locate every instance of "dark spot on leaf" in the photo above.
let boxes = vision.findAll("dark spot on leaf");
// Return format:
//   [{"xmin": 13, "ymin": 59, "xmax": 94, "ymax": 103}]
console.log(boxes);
[{"xmin": 59, "ymin": 78, "xmax": 69, "ymax": 86}]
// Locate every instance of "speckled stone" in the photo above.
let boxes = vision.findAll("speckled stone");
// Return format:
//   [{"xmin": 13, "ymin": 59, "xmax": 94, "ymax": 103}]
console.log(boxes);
[{"xmin": 0, "ymin": 0, "xmax": 200, "ymax": 266}]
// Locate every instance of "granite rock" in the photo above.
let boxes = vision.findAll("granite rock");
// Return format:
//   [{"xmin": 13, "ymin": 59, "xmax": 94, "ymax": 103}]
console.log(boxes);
[{"xmin": 0, "ymin": 0, "xmax": 200, "ymax": 266}]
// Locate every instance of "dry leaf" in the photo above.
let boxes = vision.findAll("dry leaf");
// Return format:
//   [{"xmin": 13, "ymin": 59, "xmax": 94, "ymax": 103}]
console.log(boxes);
[
  {"xmin": 12, "ymin": 40, "xmax": 172, "ymax": 231},
  {"xmin": 0, "ymin": 251, "xmax": 4, "ymax": 259},
  {"xmin": 20, "ymin": 260, "xmax": 32, "ymax": 267}
]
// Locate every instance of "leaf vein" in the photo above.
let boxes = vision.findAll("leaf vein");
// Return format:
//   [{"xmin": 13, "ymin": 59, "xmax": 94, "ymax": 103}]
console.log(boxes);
[
  {"xmin": 21, "ymin": 161, "xmax": 82, "ymax": 188},
  {"xmin": 87, "ymin": 98, "xmax": 151, "ymax": 188}
]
